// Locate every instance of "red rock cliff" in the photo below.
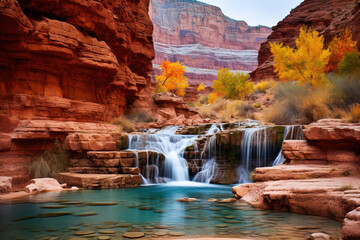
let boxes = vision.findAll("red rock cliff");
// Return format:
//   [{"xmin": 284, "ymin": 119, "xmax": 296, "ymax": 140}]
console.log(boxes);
[
  {"xmin": 0, "ymin": 0, "xmax": 155, "ymax": 130},
  {"xmin": 251, "ymin": 0, "xmax": 360, "ymax": 81},
  {"xmin": 150, "ymin": 0, "xmax": 271, "ymax": 85}
]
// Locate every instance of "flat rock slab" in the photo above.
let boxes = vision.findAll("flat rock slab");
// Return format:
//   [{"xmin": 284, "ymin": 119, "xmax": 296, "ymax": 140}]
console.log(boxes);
[
  {"xmin": 123, "ymin": 232, "xmax": 145, "ymax": 238},
  {"xmin": 73, "ymin": 230, "xmax": 96, "ymax": 236},
  {"xmin": 58, "ymin": 173, "xmax": 141, "ymax": 189}
]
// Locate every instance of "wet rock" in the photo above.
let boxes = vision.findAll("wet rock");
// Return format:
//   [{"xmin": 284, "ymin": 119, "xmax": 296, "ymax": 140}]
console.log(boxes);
[
  {"xmin": 177, "ymin": 197, "xmax": 198, "ymax": 202},
  {"xmin": 153, "ymin": 230, "xmax": 168, "ymax": 236},
  {"xmin": 88, "ymin": 202, "xmax": 118, "ymax": 206},
  {"xmin": 123, "ymin": 232, "xmax": 145, "ymax": 238},
  {"xmin": 38, "ymin": 212, "xmax": 72, "ymax": 218},
  {"xmin": 73, "ymin": 230, "xmax": 96, "ymax": 236},
  {"xmin": 98, "ymin": 230, "xmax": 115, "ymax": 234},
  {"xmin": 41, "ymin": 205, "xmax": 68, "ymax": 209},
  {"xmin": 97, "ymin": 236, "xmax": 111, "ymax": 240},
  {"xmin": 76, "ymin": 212, "xmax": 98, "ymax": 217},
  {"xmin": 67, "ymin": 238, "xmax": 88, "ymax": 240},
  {"xmin": 307, "ymin": 233, "xmax": 333, "ymax": 240},
  {"xmin": 208, "ymin": 198, "xmax": 218, "ymax": 202},
  {"xmin": 155, "ymin": 225, "xmax": 169, "ymax": 229},
  {"xmin": 168, "ymin": 231, "xmax": 185, "ymax": 236},
  {"xmin": 138, "ymin": 206, "xmax": 153, "ymax": 210}
]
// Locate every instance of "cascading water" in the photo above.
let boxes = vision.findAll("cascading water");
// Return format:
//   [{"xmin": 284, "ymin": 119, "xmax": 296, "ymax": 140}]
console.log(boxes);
[
  {"xmin": 127, "ymin": 122, "xmax": 303, "ymax": 185},
  {"xmin": 128, "ymin": 126, "xmax": 198, "ymax": 183},
  {"xmin": 272, "ymin": 126, "xmax": 304, "ymax": 166},
  {"xmin": 193, "ymin": 134, "xmax": 218, "ymax": 183},
  {"xmin": 237, "ymin": 127, "xmax": 275, "ymax": 183}
]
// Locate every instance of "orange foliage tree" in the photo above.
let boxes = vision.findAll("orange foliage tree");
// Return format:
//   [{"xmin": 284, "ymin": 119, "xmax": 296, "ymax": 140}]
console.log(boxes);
[
  {"xmin": 155, "ymin": 60, "xmax": 189, "ymax": 96},
  {"xmin": 325, "ymin": 28, "xmax": 357, "ymax": 73}
]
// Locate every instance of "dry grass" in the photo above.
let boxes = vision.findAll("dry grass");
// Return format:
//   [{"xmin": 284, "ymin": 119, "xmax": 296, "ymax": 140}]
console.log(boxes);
[
  {"xmin": 27, "ymin": 140, "xmax": 68, "ymax": 178},
  {"xmin": 254, "ymin": 79, "xmax": 278, "ymax": 93},
  {"xmin": 198, "ymin": 98, "xmax": 254, "ymax": 121},
  {"xmin": 112, "ymin": 116, "xmax": 137, "ymax": 133},
  {"xmin": 301, "ymin": 90, "xmax": 330, "ymax": 124},
  {"xmin": 349, "ymin": 104, "xmax": 360, "ymax": 122}
]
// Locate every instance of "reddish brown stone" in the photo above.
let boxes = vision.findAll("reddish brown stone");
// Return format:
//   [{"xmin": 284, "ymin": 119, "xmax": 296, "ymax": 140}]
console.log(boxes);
[{"xmin": 122, "ymin": 167, "xmax": 140, "ymax": 174}]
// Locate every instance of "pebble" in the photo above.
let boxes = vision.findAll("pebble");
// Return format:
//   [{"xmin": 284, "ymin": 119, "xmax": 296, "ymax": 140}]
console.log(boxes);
[
  {"xmin": 98, "ymin": 230, "xmax": 115, "ymax": 234},
  {"xmin": 73, "ymin": 231, "xmax": 96, "ymax": 236},
  {"xmin": 208, "ymin": 198, "xmax": 218, "ymax": 202},
  {"xmin": 138, "ymin": 207, "xmax": 153, "ymax": 210},
  {"xmin": 88, "ymin": 202, "xmax": 118, "ymax": 206},
  {"xmin": 155, "ymin": 225, "xmax": 169, "ymax": 229},
  {"xmin": 123, "ymin": 232, "xmax": 145, "ymax": 238},
  {"xmin": 153, "ymin": 231, "xmax": 168, "ymax": 236},
  {"xmin": 168, "ymin": 231, "xmax": 185, "ymax": 236},
  {"xmin": 67, "ymin": 238, "xmax": 88, "ymax": 240},
  {"xmin": 41, "ymin": 205, "xmax": 68, "ymax": 209},
  {"xmin": 104, "ymin": 221, "xmax": 119, "ymax": 225},
  {"xmin": 76, "ymin": 212, "xmax": 98, "ymax": 217},
  {"xmin": 97, "ymin": 236, "xmax": 111, "ymax": 240}
]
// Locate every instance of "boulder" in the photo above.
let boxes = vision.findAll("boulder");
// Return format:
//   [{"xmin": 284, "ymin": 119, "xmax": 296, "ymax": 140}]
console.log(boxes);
[
  {"xmin": 177, "ymin": 197, "xmax": 198, "ymax": 202},
  {"xmin": 307, "ymin": 233, "xmax": 333, "ymax": 240},
  {"xmin": 342, "ymin": 207, "xmax": 360, "ymax": 240},
  {"xmin": 153, "ymin": 92, "xmax": 185, "ymax": 105},
  {"xmin": 0, "ymin": 176, "xmax": 13, "ymax": 193},
  {"xmin": 24, "ymin": 178, "xmax": 63, "ymax": 193},
  {"xmin": 64, "ymin": 133, "xmax": 117, "ymax": 151}
]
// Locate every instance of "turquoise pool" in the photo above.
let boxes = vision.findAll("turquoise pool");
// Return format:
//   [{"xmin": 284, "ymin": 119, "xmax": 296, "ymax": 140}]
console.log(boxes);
[{"xmin": 0, "ymin": 183, "xmax": 341, "ymax": 239}]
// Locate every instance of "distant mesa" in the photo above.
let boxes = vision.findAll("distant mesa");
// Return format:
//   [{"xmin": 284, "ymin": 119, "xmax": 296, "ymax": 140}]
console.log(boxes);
[{"xmin": 149, "ymin": 0, "xmax": 272, "ymax": 85}]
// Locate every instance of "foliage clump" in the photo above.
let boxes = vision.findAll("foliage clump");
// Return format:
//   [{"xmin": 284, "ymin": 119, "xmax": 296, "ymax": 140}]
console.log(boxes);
[
  {"xmin": 27, "ymin": 140, "xmax": 68, "ymax": 178},
  {"xmin": 155, "ymin": 60, "xmax": 189, "ymax": 96},
  {"xmin": 267, "ymin": 26, "xmax": 360, "ymax": 124},
  {"xmin": 270, "ymin": 26, "xmax": 331, "ymax": 88},
  {"xmin": 208, "ymin": 68, "xmax": 253, "ymax": 104}
]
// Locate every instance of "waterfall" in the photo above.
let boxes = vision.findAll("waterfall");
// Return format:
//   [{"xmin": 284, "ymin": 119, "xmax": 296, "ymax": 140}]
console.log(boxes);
[
  {"xmin": 237, "ymin": 127, "xmax": 274, "ymax": 183},
  {"xmin": 272, "ymin": 125, "xmax": 304, "ymax": 166},
  {"xmin": 128, "ymin": 126, "xmax": 198, "ymax": 183},
  {"xmin": 193, "ymin": 135, "xmax": 218, "ymax": 183}
]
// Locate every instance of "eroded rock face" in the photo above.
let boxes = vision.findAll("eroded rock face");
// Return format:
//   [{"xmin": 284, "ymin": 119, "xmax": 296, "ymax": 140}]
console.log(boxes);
[
  {"xmin": 150, "ymin": 0, "xmax": 271, "ymax": 85},
  {"xmin": 0, "ymin": 0, "xmax": 155, "ymax": 127},
  {"xmin": 231, "ymin": 119, "xmax": 360, "ymax": 239},
  {"xmin": 251, "ymin": 0, "xmax": 360, "ymax": 81}
]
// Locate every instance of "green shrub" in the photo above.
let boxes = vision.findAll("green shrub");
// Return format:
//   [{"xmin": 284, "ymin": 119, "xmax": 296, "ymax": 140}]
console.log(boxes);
[
  {"xmin": 338, "ymin": 51, "xmax": 360, "ymax": 77},
  {"xmin": 27, "ymin": 140, "xmax": 68, "ymax": 178}
]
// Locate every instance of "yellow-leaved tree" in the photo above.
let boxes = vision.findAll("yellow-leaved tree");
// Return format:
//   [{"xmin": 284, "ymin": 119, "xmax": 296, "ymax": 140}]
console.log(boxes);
[
  {"xmin": 270, "ymin": 26, "xmax": 331, "ymax": 88},
  {"xmin": 325, "ymin": 28, "xmax": 357, "ymax": 73},
  {"xmin": 208, "ymin": 68, "xmax": 253, "ymax": 104},
  {"xmin": 155, "ymin": 60, "xmax": 189, "ymax": 96},
  {"xmin": 197, "ymin": 82, "xmax": 205, "ymax": 92}
]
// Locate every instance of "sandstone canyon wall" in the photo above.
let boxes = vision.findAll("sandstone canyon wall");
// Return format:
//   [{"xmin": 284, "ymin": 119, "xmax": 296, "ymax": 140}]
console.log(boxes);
[
  {"xmin": 0, "ymin": 0, "xmax": 155, "ymax": 183},
  {"xmin": 251, "ymin": 0, "xmax": 360, "ymax": 81},
  {"xmin": 150, "ymin": 0, "xmax": 271, "ymax": 86},
  {"xmin": 0, "ymin": 0, "xmax": 155, "ymax": 128}
]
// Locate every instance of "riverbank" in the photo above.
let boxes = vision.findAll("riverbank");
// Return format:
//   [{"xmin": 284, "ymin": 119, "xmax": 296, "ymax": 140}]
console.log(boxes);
[{"xmin": 232, "ymin": 119, "xmax": 360, "ymax": 239}]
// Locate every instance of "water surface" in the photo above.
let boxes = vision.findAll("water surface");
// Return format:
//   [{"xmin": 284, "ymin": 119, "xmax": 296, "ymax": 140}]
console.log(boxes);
[{"xmin": 0, "ymin": 184, "xmax": 341, "ymax": 239}]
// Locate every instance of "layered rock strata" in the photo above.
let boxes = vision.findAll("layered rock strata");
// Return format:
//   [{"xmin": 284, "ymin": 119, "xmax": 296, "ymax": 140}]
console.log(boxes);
[
  {"xmin": 0, "ymin": 0, "xmax": 154, "ymax": 126},
  {"xmin": 251, "ymin": 0, "xmax": 360, "ymax": 81},
  {"xmin": 232, "ymin": 119, "xmax": 360, "ymax": 239},
  {"xmin": 0, "ymin": 0, "xmax": 156, "ymax": 187},
  {"xmin": 150, "ymin": 0, "xmax": 271, "ymax": 85}
]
